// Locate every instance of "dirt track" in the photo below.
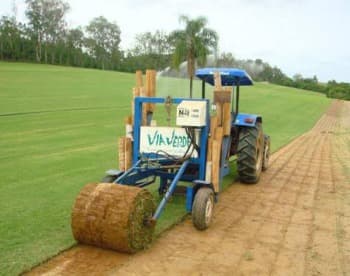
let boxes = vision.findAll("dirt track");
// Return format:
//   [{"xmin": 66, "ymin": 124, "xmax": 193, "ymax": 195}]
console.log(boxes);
[{"xmin": 28, "ymin": 100, "xmax": 350, "ymax": 275}]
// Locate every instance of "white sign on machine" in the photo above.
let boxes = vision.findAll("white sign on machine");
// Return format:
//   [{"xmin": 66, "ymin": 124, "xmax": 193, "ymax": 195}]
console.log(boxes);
[
  {"xmin": 176, "ymin": 100, "xmax": 206, "ymax": 127},
  {"xmin": 140, "ymin": 126, "xmax": 198, "ymax": 158}
]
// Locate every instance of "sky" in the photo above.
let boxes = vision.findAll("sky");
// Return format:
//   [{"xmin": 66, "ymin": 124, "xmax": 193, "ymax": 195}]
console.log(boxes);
[{"xmin": 1, "ymin": 0, "xmax": 350, "ymax": 82}]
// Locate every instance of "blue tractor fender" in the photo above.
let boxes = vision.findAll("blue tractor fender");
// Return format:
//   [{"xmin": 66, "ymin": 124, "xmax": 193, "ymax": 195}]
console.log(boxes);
[{"xmin": 234, "ymin": 113, "xmax": 262, "ymax": 127}]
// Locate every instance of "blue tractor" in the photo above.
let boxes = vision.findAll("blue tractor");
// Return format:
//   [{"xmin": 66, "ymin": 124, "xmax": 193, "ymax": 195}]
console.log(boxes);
[
  {"xmin": 71, "ymin": 68, "xmax": 270, "ymax": 253},
  {"xmin": 196, "ymin": 68, "xmax": 270, "ymax": 184}
]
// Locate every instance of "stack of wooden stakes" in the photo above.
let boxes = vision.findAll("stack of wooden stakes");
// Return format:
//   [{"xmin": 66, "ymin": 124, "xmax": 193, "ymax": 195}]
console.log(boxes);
[
  {"xmin": 118, "ymin": 69, "xmax": 157, "ymax": 171},
  {"xmin": 206, "ymin": 72, "xmax": 232, "ymax": 193}
]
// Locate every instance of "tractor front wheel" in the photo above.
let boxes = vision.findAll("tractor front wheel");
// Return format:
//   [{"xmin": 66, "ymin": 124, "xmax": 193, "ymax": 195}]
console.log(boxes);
[
  {"xmin": 237, "ymin": 123, "xmax": 264, "ymax": 184},
  {"xmin": 192, "ymin": 187, "xmax": 214, "ymax": 230}
]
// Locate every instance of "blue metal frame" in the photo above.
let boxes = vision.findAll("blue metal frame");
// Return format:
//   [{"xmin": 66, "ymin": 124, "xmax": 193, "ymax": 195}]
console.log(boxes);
[
  {"xmin": 133, "ymin": 97, "xmax": 210, "ymax": 180},
  {"xmin": 112, "ymin": 97, "xmax": 212, "ymax": 221},
  {"xmin": 110, "ymin": 96, "xmax": 254, "ymax": 220}
]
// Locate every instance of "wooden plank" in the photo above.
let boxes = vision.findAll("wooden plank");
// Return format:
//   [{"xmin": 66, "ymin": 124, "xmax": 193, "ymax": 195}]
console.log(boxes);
[
  {"xmin": 215, "ymin": 126, "xmax": 224, "ymax": 149},
  {"xmin": 223, "ymin": 102, "xmax": 231, "ymax": 136},
  {"xmin": 145, "ymin": 69, "xmax": 156, "ymax": 112},
  {"xmin": 149, "ymin": 70, "xmax": 156, "ymax": 112},
  {"xmin": 132, "ymin": 87, "xmax": 140, "ymax": 97},
  {"xmin": 206, "ymin": 137, "xmax": 213, "ymax": 162},
  {"xmin": 216, "ymin": 103, "xmax": 222, "ymax": 126},
  {"xmin": 135, "ymin": 70, "xmax": 143, "ymax": 87},
  {"xmin": 124, "ymin": 116, "xmax": 132, "ymax": 124},
  {"xmin": 211, "ymin": 127, "xmax": 223, "ymax": 193},
  {"xmin": 118, "ymin": 137, "xmax": 126, "ymax": 171},
  {"xmin": 145, "ymin": 70, "xmax": 151, "ymax": 112},
  {"xmin": 149, "ymin": 70, "xmax": 156, "ymax": 97},
  {"xmin": 124, "ymin": 137, "xmax": 132, "ymax": 170},
  {"xmin": 223, "ymin": 86, "xmax": 232, "ymax": 92},
  {"xmin": 210, "ymin": 115, "xmax": 218, "ymax": 138},
  {"xmin": 214, "ymin": 71, "xmax": 222, "ymax": 90},
  {"xmin": 145, "ymin": 70, "xmax": 151, "ymax": 97},
  {"xmin": 212, "ymin": 139, "xmax": 220, "ymax": 193},
  {"xmin": 214, "ymin": 90, "xmax": 231, "ymax": 104}
]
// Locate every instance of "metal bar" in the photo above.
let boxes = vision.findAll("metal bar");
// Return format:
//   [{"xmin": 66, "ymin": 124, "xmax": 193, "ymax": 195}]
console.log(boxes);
[
  {"xmin": 133, "ymin": 99, "xmax": 142, "ymax": 164},
  {"xmin": 235, "ymin": 83, "xmax": 240, "ymax": 115},
  {"xmin": 154, "ymin": 170, "xmax": 197, "ymax": 182},
  {"xmin": 152, "ymin": 160, "xmax": 190, "ymax": 220},
  {"xmin": 115, "ymin": 159, "xmax": 142, "ymax": 183},
  {"xmin": 198, "ymin": 100, "xmax": 210, "ymax": 180},
  {"xmin": 201, "ymin": 80, "xmax": 205, "ymax": 99}
]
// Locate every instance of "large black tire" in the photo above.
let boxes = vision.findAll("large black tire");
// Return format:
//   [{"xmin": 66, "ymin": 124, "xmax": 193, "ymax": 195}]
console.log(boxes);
[
  {"xmin": 101, "ymin": 175, "xmax": 117, "ymax": 183},
  {"xmin": 237, "ymin": 123, "xmax": 264, "ymax": 184},
  {"xmin": 262, "ymin": 135, "xmax": 271, "ymax": 171},
  {"xmin": 192, "ymin": 187, "xmax": 214, "ymax": 230}
]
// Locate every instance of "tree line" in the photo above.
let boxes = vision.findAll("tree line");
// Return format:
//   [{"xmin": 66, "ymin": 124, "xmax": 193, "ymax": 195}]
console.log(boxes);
[{"xmin": 1, "ymin": 0, "xmax": 349, "ymax": 100}]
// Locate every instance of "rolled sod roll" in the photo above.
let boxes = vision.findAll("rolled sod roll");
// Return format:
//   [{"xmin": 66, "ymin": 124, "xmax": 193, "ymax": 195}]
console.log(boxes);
[{"xmin": 71, "ymin": 183, "xmax": 156, "ymax": 253}]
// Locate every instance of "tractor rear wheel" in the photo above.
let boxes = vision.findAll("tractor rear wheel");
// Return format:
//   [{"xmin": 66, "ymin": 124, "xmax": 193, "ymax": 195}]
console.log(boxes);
[
  {"xmin": 262, "ymin": 135, "xmax": 271, "ymax": 171},
  {"xmin": 237, "ymin": 123, "xmax": 264, "ymax": 184},
  {"xmin": 192, "ymin": 187, "xmax": 214, "ymax": 230}
]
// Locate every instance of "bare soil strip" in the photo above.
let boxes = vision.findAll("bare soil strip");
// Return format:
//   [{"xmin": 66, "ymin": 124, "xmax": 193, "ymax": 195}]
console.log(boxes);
[{"xmin": 27, "ymin": 100, "xmax": 350, "ymax": 275}]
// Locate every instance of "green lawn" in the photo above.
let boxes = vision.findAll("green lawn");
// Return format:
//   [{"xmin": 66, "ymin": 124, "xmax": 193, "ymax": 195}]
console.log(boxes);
[{"xmin": 0, "ymin": 62, "xmax": 331, "ymax": 275}]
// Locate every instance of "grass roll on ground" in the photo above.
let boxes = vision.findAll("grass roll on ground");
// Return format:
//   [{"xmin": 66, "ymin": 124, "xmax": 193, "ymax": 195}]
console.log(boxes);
[{"xmin": 71, "ymin": 183, "xmax": 155, "ymax": 253}]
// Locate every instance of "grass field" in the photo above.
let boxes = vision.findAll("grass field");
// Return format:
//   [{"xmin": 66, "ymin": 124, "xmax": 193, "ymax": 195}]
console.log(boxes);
[{"xmin": 0, "ymin": 62, "xmax": 331, "ymax": 275}]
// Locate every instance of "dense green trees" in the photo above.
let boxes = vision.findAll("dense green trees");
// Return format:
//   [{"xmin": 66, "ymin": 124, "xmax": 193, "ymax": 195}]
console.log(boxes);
[
  {"xmin": 85, "ymin": 16, "xmax": 121, "ymax": 70},
  {"xmin": 25, "ymin": 0, "xmax": 70, "ymax": 63},
  {"xmin": 0, "ymin": 1, "xmax": 348, "ymax": 100},
  {"xmin": 1, "ymin": 0, "xmax": 118, "ymax": 69},
  {"xmin": 123, "ymin": 30, "xmax": 172, "ymax": 72}
]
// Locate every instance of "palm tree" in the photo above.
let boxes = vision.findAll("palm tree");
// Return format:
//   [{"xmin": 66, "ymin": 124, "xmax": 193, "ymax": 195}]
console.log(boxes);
[{"xmin": 170, "ymin": 15, "xmax": 218, "ymax": 98}]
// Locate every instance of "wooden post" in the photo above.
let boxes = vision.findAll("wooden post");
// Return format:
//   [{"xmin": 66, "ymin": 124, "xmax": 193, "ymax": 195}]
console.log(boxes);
[
  {"xmin": 118, "ymin": 137, "xmax": 126, "ymax": 171},
  {"xmin": 124, "ymin": 137, "xmax": 132, "ymax": 170},
  {"xmin": 135, "ymin": 70, "xmax": 143, "ymax": 87},
  {"xmin": 145, "ymin": 69, "xmax": 156, "ymax": 112},
  {"xmin": 223, "ymin": 102, "xmax": 231, "ymax": 136},
  {"xmin": 211, "ymin": 127, "xmax": 223, "ymax": 193},
  {"xmin": 212, "ymin": 140, "xmax": 220, "ymax": 193},
  {"xmin": 214, "ymin": 71, "xmax": 222, "ymax": 90},
  {"xmin": 216, "ymin": 103, "xmax": 222, "ymax": 126},
  {"xmin": 214, "ymin": 126, "xmax": 224, "ymax": 143},
  {"xmin": 206, "ymin": 137, "xmax": 213, "ymax": 162},
  {"xmin": 210, "ymin": 115, "xmax": 218, "ymax": 138}
]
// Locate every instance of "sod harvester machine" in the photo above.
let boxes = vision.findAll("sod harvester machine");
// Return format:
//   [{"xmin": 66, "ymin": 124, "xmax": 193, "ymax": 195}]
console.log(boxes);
[{"xmin": 71, "ymin": 68, "xmax": 270, "ymax": 253}]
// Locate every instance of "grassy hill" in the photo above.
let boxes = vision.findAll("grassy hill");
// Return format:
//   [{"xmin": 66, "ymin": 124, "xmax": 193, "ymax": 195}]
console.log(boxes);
[{"xmin": 0, "ymin": 62, "xmax": 331, "ymax": 275}]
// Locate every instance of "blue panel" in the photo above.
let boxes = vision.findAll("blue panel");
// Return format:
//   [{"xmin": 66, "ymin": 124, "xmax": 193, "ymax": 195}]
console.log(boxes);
[
  {"xmin": 234, "ymin": 113, "xmax": 261, "ymax": 127},
  {"xmin": 196, "ymin": 67, "xmax": 253, "ymax": 86}
]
